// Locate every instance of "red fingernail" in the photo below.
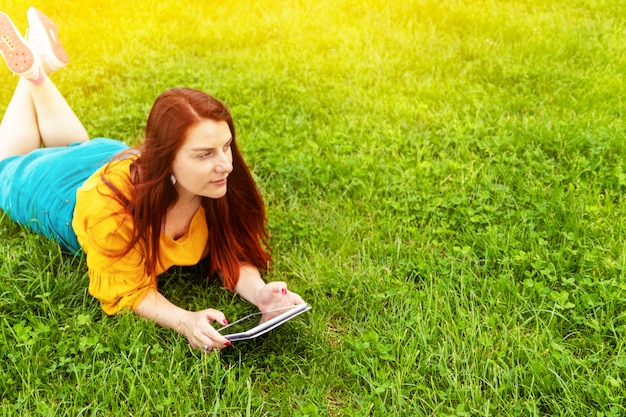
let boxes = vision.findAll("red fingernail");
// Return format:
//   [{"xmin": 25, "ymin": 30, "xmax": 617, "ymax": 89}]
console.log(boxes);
[
  {"xmin": 223, "ymin": 319, "xmax": 229, "ymax": 325},
  {"xmin": 225, "ymin": 341, "xmax": 231, "ymax": 347},
  {"xmin": 281, "ymin": 288, "xmax": 287, "ymax": 295}
]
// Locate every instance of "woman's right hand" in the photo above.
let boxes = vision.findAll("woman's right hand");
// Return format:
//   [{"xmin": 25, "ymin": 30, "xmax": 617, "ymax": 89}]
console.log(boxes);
[
  {"xmin": 179, "ymin": 308, "xmax": 231, "ymax": 353},
  {"xmin": 134, "ymin": 292, "xmax": 231, "ymax": 353}
]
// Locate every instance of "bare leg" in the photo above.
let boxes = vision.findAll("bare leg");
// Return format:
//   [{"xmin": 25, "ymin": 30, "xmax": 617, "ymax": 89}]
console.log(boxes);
[
  {"xmin": 0, "ymin": 77, "xmax": 41, "ymax": 159},
  {"xmin": 0, "ymin": 75, "xmax": 88, "ymax": 160},
  {"xmin": 0, "ymin": 10, "xmax": 87, "ymax": 160},
  {"xmin": 30, "ymin": 76, "xmax": 89, "ymax": 148}
]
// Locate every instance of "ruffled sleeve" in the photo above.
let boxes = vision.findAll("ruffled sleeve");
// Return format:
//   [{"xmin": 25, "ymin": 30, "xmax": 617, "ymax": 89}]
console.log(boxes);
[{"xmin": 72, "ymin": 158, "xmax": 156, "ymax": 315}]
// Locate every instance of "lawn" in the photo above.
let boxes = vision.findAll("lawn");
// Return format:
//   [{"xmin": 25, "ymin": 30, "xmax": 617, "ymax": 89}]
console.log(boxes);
[{"xmin": 2, "ymin": 0, "xmax": 626, "ymax": 415}]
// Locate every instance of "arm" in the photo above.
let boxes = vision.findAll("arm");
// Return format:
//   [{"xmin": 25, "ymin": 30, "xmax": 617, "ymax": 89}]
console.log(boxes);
[
  {"xmin": 134, "ymin": 290, "xmax": 231, "ymax": 352},
  {"xmin": 134, "ymin": 264, "xmax": 304, "ymax": 350},
  {"xmin": 234, "ymin": 263, "xmax": 268, "ymax": 306}
]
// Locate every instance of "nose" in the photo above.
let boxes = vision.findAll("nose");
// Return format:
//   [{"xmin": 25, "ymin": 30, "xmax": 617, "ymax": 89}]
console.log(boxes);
[{"xmin": 215, "ymin": 151, "xmax": 233, "ymax": 174}]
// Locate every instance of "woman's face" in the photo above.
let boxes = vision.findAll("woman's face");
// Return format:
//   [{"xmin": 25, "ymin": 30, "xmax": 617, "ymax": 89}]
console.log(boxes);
[{"xmin": 170, "ymin": 119, "xmax": 234, "ymax": 202}]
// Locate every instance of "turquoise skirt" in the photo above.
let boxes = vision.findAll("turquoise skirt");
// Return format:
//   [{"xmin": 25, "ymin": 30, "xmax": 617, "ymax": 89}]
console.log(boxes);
[{"xmin": 0, "ymin": 138, "xmax": 129, "ymax": 253}]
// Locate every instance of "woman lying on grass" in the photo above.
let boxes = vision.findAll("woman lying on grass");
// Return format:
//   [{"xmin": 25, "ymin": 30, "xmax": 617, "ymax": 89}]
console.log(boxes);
[{"xmin": 0, "ymin": 8, "xmax": 304, "ymax": 353}]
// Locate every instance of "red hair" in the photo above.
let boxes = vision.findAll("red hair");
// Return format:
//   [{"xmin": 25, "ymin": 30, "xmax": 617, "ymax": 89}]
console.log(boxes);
[{"xmin": 102, "ymin": 88, "xmax": 270, "ymax": 289}]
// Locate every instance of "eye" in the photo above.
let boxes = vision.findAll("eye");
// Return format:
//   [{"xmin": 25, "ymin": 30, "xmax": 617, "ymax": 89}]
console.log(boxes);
[
  {"xmin": 197, "ymin": 151, "xmax": 212, "ymax": 159},
  {"xmin": 224, "ymin": 140, "xmax": 232, "ymax": 151}
]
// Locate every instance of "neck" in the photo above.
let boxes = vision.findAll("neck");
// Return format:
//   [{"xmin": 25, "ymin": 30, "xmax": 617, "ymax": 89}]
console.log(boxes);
[{"xmin": 174, "ymin": 186, "xmax": 202, "ymax": 209}]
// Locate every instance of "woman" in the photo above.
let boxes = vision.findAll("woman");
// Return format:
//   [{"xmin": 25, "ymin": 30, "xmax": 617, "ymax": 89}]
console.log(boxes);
[{"xmin": 0, "ymin": 8, "xmax": 305, "ymax": 353}]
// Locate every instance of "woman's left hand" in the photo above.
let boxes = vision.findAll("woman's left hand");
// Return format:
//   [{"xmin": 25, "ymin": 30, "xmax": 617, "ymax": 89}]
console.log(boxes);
[{"xmin": 256, "ymin": 281, "xmax": 305, "ymax": 323}]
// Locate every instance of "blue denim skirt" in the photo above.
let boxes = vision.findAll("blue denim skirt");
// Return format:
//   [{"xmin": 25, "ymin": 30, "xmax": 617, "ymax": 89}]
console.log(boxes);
[{"xmin": 0, "ymin": 138, "xmax": 129, "ymax": 253}]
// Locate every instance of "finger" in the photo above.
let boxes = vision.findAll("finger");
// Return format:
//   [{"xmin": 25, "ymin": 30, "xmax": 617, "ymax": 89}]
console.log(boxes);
[
  {"xmin": 201, "ymin": 342, "xmax": 228, "ymax": 354},
  {"xmin": 289, "ymin": 291, "xmax": 306, "ymax": 305},
  {"xmin": 261, "ymin": 281, "xmax": 284, "ymax": 294},
  {"xmin": 203, "ymin": 308, "xmax": 229, "ymax": 326},
  {"xmin": 203, "ymin": 325, "xmax": 231, "ymax": 349},
  {"xmin": 190, "ymin": 316, "xmax": 231, "ymax": 352},
  {"xmin": 278, "ymin": 283, "xmax": 305, "ymax": 304},
  {"xmin": 199, "ymin": 338, "xmax": 230, "ymax": 354}
]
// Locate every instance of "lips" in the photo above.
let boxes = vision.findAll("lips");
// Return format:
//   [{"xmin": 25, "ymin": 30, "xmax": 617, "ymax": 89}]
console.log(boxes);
[{"xmin": 211, "ymin": 178, "xmax": 228, "ymax": 186}]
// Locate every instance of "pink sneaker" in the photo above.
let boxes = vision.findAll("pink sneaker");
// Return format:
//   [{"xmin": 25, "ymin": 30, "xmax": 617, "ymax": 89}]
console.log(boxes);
[
  {"xmin": 0, "ymin": 12, "xmax": 40, "ymax": 79},
  {"xmin": 26, "ymin": 7, "xmax": 67, "ymax": 74}
]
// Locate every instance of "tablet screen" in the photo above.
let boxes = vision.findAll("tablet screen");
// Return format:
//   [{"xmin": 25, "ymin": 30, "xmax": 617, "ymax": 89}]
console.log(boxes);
[{"xmin": 218, "ymin": 303, "xmax": 311, "ymax": 341}]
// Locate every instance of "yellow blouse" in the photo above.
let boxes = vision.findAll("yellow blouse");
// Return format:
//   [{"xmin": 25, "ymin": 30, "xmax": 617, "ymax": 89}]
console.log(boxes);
[{"xmin": 72, "ymin": 158, "xmax": 209, "ymax": 315}]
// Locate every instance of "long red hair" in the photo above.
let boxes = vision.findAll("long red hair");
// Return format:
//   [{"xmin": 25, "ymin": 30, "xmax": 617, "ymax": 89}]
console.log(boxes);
[{"xmin": 102, "ymin": 88, "xmax": 270, "ymax": 289}]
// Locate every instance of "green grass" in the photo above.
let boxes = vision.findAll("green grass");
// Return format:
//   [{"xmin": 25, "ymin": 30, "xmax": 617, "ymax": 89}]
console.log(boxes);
[{"xmin": 2, "ymin": 0, "xmax": 626, "ymax": 415}]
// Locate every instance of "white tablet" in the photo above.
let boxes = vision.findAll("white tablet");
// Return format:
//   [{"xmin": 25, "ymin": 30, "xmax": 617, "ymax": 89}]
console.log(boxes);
[{"xmin": 218, "ymin": 303, "xmax": 311, "ymax": 342}]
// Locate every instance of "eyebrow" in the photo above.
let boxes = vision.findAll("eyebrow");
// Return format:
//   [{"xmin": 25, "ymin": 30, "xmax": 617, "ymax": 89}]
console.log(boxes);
[{"xmin": 189, "ymin": 138, "xmax": 233, "ymax": 152}]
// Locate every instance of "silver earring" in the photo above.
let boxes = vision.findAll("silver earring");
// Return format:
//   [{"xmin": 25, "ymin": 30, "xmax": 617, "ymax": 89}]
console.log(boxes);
[{"xmin": 170, "ymin": 174, "xmax": 177, "ymax": 185}]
